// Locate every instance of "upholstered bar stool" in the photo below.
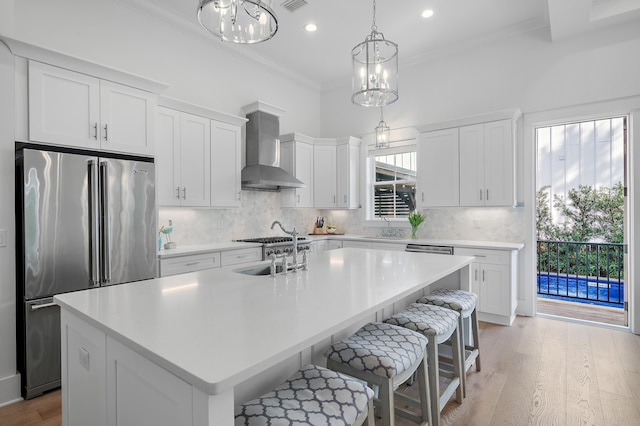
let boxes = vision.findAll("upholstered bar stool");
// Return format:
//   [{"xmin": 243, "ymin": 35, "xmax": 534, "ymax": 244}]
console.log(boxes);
[
  {"xmin": 384, "ymin": 303, "xmax": 463, "ymax": 426},
  {"xmin": 234, "ymin": 364, "xmax": 375, "ymax": 426},
  {"xmin": 326, "ymin": 322, "xmax": 432, "ymax": 426},
  {"xmin": 417, "ymin": 288, "xmax": 481, "ymax": 397}
]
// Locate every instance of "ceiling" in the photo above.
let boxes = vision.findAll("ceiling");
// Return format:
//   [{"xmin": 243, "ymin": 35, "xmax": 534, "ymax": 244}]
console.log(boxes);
[{"xmin": 120, "ymin": 0, "xmax": 640, "ymax": 89}]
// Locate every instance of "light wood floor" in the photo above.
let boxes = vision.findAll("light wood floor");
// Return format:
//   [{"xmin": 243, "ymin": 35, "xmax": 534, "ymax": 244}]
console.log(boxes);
[
  {"xmin": 537, "ymin": 298, "xmax": 626, "ymax": 326},
  {"xmin": 1, "ymin": 316, "xmax": 639, "ymax": 426}
]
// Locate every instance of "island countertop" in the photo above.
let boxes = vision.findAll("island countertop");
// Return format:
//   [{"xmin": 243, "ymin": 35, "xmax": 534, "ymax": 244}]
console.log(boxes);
[{"xmin": 55, "ymin": 248, "xmax": 473, "ymax": 420}]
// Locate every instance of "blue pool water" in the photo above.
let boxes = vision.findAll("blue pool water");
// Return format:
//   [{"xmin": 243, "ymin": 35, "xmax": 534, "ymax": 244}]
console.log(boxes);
[{"xmin": 537, "ymin": 275, "xmax": 624, "ymax": 308}]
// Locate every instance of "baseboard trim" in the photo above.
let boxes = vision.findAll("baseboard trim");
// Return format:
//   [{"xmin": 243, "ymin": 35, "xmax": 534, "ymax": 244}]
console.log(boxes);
[{"xmin": 0, "ymin": 373, "xmax": 22, "ymax": 408}]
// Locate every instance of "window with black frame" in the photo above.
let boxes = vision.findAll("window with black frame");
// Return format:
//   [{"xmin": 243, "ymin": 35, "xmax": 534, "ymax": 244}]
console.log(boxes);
[{"xmin": 372, "ymin": 150, "xmax": 417, "ymax": 218}]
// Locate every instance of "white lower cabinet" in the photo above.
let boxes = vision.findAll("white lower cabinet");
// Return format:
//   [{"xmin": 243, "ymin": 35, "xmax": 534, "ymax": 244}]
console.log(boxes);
[
  {"xmin": 106, "ymin": 336, "xmax": 193, "ymax": 426},
  {"xmin": 455, "ymin": 247, "xmax": 518, "ymax": 325},
  {"xmin": 220, "ymin": 247, "xmax": 262, "ymax": 267},
  {"xmin": 159, "ymin": 247, "xmax": 261, "ymax": 277},
  {"xmin": 159, "ymin": 252, "xmax": 221, "ymax": 277}
]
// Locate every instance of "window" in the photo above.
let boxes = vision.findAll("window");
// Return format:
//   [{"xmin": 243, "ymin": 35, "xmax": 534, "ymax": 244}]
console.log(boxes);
[{"xmin": 368, "ymin": 148, "xmax": 417, "ymax": 219}]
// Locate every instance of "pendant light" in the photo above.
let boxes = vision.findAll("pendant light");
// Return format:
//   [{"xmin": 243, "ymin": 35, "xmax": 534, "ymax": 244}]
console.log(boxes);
[
  {"xmin": 198, "ymin": 0, "xmax": 278, "ymax": 44},
  {"xmin": 351, "ymin": 0, "xmax": 399, "ymax": 107},
  {"xmin": 375, "ymin": 107, "xmax": 390, "ymax": 149}
]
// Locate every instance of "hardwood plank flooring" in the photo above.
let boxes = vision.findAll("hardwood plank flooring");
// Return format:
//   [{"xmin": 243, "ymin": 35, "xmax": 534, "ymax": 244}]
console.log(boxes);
[
  {"xmin": 537, "ymin": 298, "xmax": 626, "ymax": 326},
  {"xmin": 1, "ymin": 316, "xmax": 639, "ymax": 426}
]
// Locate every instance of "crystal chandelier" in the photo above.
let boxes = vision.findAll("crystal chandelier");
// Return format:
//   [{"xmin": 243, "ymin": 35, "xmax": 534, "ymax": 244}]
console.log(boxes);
[
  {"xmin": 375, "ymin": 107, "xmax": 390, "ymax": 149},
  {"xmin": 351, "ymin": 0, "xmax": 399, "ymax": 107},
  {"xmin": 197, "ymin": 0, "xmax": 278, "ymax": 44}
]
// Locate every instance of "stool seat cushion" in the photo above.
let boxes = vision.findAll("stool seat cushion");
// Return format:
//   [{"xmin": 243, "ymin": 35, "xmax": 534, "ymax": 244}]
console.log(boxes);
[
  {"xmin": 384, "ymin": 303, "xmax": 459, "ymax": 344},
  {"xmin": 326, "ymin": 322, "xmax": 427, "ymax": 379},
  {"xmin": 234, "ymin": 364, "xmax": 374, "ymax": 426},
  {"xmin": 416, "ymin": 288, "xmax": 476, "ymax": 317}
]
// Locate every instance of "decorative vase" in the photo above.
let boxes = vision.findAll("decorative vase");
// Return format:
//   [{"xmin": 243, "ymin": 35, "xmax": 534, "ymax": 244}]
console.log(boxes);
[{"xmin": 411, "ymin": 226, "xmax": 418, "ymax": 239}]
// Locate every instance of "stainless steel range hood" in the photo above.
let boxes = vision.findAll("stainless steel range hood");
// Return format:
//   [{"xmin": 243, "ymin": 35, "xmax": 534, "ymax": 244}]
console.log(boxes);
[{"xmin": 242, "ymin": 103, "xmax": 305, "ymax": 191}]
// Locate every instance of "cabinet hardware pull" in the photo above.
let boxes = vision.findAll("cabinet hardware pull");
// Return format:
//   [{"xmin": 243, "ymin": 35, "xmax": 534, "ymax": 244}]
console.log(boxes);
[
  {"xmin": 103, "ymin": 124, "xmax": 108, "ymax": 141},
  {"xmin": 344, "ymin": 195, "xmax": 347, "ymax": 203},
  {"xmin": 480, "ymin": 189, "xmax": 483, "ymax": 200},
  {"xmin": 93, "ymin": 123, "xmax": 98, "ymax": 140},
  {"xmin": 474, "ymin": 269, "xmax": 478, "ymax": 281},
  {"xmin": 297, "ymin": 194, "xmax": 300, "ymax": 203},
  {"xmin": 182, "ymin": 187, "xmax": 187, "ymax": 199},
  {"xmin": 238, "ymin": 191, "xmax": 241, "ymax": 201},
  {"xmin": 176, "ymin": 187, "xmax": 180, "ymax": 199},
  {"xmin": 486, "ymin": 189, "xmax": 489, "ymax": 200},
  {"xmin": 333, "ymin": 195, "xmax": 336, "ymax": 203},
  {"xmin": 185, "ymin": 262, "xmax": 200, "ymax": 266},
  {"xmin": 482, "ymin": 270, "xmax": 486, "ymax": 281},
  {"xmin": 422, "ymin": 192, "xmax": 424, "ymax": 202}
]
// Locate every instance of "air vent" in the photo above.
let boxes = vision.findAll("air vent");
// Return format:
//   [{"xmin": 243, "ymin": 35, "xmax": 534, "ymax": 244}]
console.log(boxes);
[{"xmin": 281, "ymin": 0, "xmax": 308, "ymax": 12}]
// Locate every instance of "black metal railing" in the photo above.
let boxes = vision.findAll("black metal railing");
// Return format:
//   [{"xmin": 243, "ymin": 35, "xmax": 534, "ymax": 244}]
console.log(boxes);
[{"xmin": 537, "ymin": 240, "xmax": 624, "ymax": 306}]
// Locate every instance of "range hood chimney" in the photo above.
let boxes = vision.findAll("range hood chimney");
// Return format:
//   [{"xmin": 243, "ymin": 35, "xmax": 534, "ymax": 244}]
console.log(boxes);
[{"xmin": 241, "ymin": 101, "xmax": 305, "ymax": 190}]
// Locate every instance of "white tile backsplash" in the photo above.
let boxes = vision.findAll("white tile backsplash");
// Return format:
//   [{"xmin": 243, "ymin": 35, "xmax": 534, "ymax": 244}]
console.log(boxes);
[{"xmin": 159, "ymin": 191, "xmax": 524, "ymax": 246}]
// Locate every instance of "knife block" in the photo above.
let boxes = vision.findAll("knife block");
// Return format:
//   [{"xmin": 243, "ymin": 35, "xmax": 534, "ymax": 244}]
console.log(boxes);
[{"xmin": 312, "ymin": 225, "xmax": 326, "ymax": 235}]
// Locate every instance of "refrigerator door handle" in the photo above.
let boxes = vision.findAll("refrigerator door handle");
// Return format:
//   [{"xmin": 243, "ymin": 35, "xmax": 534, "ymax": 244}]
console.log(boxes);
[
  {"xmin": 88, "ymin": 160, "xmax": 100, "ymax": 287},
  {"xmin": 100, "ymin": 161, "xmax": 112, "ymax": 284},
  {"xmin": 30, "ymin": 302, "xmax": 58, "ymax": 311}
]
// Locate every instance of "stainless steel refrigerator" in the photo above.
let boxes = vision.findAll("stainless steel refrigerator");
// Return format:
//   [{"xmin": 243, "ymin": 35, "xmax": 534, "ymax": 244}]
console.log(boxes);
[{"xmin": 15, "ymin": 145, "xmax": 157, "ymax": 399}]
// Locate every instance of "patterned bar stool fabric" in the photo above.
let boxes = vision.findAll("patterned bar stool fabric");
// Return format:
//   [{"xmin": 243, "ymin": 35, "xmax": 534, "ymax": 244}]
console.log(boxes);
[
  {"xmin": 417, "ymin": 288, "xmax": 481, "ymax": 397},
  {"xmin": 384, "ymin": 303, "xmax": 463, "ymax": 426},
  {"xmin": 326, "ymin": 322, "xmax": 431, "ymax": 426},
  {"xmin": 234, "ymin": 364, "xmax": 375, "ymax": 426}
]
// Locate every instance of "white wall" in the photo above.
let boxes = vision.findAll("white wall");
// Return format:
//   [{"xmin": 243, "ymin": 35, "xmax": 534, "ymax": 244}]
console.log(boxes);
[{"xmin": 0, "ymin": 42, "xmax": 20, "ymax": 406}]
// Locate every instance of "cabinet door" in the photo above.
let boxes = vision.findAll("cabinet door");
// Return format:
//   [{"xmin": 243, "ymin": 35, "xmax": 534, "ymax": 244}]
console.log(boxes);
[
  {"xmin": 484, "ymin": 120, "xmax": 514, "ymax": 207},
  {"xmin": 459, "ymin": 124, "xmax": 485, "ymax": 206},
  {"xmin": 479, "ymin": 263, "xmax": 510, "ymax": 316},
  {"xmin": 180, "ymin": 113, "xmax": 211, "ymax": 207},
  {"xmin": 418, "ymin": 128, "xmax": 459, "ymax": 207},
  {"xmin": 156, "ymin": 107, "xmax": 181, "ymax": 206},
  {"xmin": 28, "ymin": 61, "xmax": 101, "ymax": 149},
  {"xmin": 210, "ymin": 121, "xmax": 242, "ymax": 207},
  {"xmin": 295, "ymin": 142, "xmax": 315, "ymax": 208},
  {"xmin": 99, "ymin": 81, "xmax": 155, "ymax": 156},
  {"xmin": 337, "ymin": 143, "xmax": 359, "ymax": 208},
  {"xmin": 313, "ymin": 145, "xmax": 337, "ymax": 208}
]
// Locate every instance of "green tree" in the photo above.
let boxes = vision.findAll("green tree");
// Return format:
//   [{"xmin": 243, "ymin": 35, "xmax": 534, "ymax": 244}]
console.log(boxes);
[
  {"xmin": 536, "ymin": 186, "xmax": 558, "ymax": 240},
  {"xmin": 552, "ymin": 184, "xmax": 624, "ymax": 243}
]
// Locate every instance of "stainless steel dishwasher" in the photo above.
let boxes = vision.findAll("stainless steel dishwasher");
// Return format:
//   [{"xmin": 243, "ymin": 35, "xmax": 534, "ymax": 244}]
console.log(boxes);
[{"xmin": 405, "ymin": 244, "xmax": 454, "ymax": 255}]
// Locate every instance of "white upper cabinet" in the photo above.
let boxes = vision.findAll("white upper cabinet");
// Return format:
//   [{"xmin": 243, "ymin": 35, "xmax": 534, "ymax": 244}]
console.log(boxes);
[
  {"xmin": 29, "ymin": 61, "xmax": 155, "ymax": 155},
  {"xmin": 313, "ymin": 143, "xmax": 338, "ymax": 208},
  {"xmin": 98, "ymin": 80, "xmax": 155, "ymax": 156},
  {"xmin": 459, "ymin": 119, "xmax": 514, "ymax": 207},
  {"xmin": 210, "ymin": 121, "xmax": 242, "ymax": 208},
  {"xmin": 156, "ymin": 108, "xmax": 210, "ymax": 207},
  {"xmin": 337, "ymin": 137, "xmax": 360, "ymax": 209},
  {"xmin": 313, "ymin": 137, "xmax": 360, "ymax": 210},
  {"xmin": 281, "ymin": 133, "xmax": 314, "ymax": 208},
  {"xmin": 417, "ymin": 128, "xmax": 460, "ymax": 208}
]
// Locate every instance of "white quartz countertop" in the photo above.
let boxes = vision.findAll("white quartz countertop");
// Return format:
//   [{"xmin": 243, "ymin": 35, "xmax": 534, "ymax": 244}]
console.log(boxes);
[
  {"xmin": 308, "ymin": 234, "xmax": 525, "ymax": 251},
  {"xmin": 157, "ymin": 241, "xmax": 262, "ymax": 259},
  {"xmin": 55, "ymin": 248, "xmax": 473, "ymax": 396}
]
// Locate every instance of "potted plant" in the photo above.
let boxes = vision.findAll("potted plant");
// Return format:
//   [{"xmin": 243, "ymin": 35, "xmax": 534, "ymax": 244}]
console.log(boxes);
[{"xmin": 408, "ymin": 211, "xmax": 426, "ymax": 239}]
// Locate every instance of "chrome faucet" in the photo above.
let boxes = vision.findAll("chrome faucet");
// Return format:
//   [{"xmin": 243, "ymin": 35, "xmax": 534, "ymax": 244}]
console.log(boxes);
[{"xmin": 270, "ymin": 221, "xmax": 300, "ymax": 272}]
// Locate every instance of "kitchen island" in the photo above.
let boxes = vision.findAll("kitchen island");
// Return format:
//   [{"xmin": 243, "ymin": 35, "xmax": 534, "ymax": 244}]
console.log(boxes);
[{"xmin": 55, "ymin": 248, "xmax": 473, "ymax": 426}]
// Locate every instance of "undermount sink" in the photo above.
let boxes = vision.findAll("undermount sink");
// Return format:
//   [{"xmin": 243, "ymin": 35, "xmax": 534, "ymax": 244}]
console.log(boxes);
[{"xmin": 235, "ymin": 264, "xmax": 283, "ymax": 276}]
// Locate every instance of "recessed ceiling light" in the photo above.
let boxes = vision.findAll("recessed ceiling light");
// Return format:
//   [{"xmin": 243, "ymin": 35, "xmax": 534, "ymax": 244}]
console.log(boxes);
[
  {"xmin": 305, "ymin": 23, "xmax": 317, "ymax": 32},
  {"xmin": 421, "ymin": 9, "xmax": 434, "ymax": 18}
]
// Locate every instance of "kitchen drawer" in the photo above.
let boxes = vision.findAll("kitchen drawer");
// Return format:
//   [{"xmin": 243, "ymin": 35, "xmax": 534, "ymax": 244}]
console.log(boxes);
[
  {"xmin": 160, "ymin": 252, "xmax": 221, "ymax": 277},
  {"xmin": 220, "ymin": 247, "xmax": 262, "ymax": 267},
  {"xmin": 455, "ymin": 247, "xmax": 510, "ymax": 265}
]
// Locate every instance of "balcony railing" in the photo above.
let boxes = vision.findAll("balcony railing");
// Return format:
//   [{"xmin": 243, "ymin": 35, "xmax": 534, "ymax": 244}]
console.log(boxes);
[{"xmin": 537, "ymin": 240, "xmax": 624, "ymax": 307}]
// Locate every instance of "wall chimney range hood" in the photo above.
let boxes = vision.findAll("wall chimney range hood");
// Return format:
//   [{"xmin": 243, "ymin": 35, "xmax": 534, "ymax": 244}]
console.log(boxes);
[{"xmin": 241, "ymin": 101, "xmax": 305, "ymax": 191}]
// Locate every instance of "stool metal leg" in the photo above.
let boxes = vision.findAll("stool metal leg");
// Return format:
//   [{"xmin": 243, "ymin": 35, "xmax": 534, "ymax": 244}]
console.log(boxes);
[{"xmin": 471, "ymin": 308, "xmax": 481, "ymax": 372}]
